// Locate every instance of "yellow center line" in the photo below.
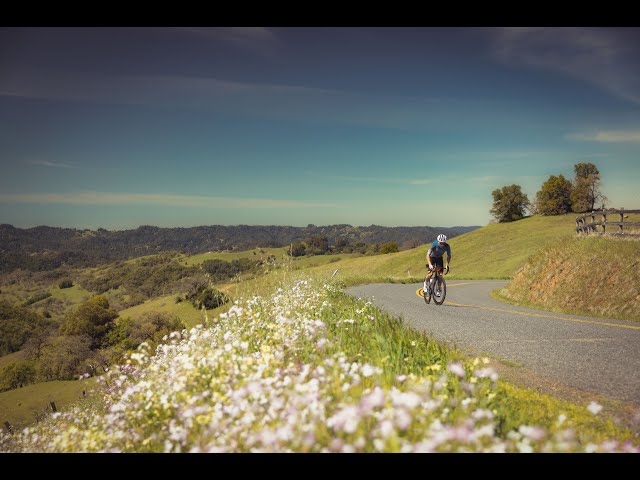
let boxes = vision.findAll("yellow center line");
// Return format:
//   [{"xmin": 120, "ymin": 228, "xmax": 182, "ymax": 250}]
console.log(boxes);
[
  {"xmin": 414, "ymin": 287, "xmax": 640, "ymax": 330},
  {"xmin": 446, "ymin": 302, "xmax": 640, "ymax": 330},
  {"xmin": 414, "ymin": 283, "xmax": 482, "ymax": 298}
]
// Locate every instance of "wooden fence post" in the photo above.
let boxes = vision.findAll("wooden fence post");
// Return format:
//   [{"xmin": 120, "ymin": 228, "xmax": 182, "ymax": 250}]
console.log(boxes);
[
  {"xmin": 4, "ymin": 421, "xmax": 13, "ymax": 434},
  {"xmin": 50, "ymin": 401, "xmax": 57, "ymax": 413},
  {"xmin": 602, "ymin": 211, "xmax": 606, "ymax": 234},
  {"xmin": 620, "ymin": 208, "xmax": 625, "ymax": 234}
]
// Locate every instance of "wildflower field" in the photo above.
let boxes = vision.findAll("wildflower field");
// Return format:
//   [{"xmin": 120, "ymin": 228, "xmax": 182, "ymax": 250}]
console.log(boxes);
[{"xmin": 1, "ymin": 277, "xmax": 637, "ymax": 452}]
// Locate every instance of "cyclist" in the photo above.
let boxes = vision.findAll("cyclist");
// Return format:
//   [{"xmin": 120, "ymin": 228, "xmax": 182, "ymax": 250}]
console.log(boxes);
[{"xmin": 424, "ymin": 234, "xmax": 451, "ymax": 296}]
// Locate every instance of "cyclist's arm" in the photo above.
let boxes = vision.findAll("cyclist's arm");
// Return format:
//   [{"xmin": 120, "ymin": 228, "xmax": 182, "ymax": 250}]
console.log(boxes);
[
  {"xmin": 426, "ymin": 247, "xmax": 434, "ymax": 269},
  {"xmin": 445, "ymin": 245, "xmax": 452, "ymax": 268}
]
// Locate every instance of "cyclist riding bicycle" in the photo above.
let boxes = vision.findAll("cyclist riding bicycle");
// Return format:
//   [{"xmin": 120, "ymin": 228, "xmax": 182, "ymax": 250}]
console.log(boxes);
[{"xmin": 423, "ymin": 234, "xmax": 451, "ymax": 295}]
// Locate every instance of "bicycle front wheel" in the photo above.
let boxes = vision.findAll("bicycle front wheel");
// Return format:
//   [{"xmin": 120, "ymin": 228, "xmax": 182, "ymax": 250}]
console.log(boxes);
[
  {"xmin": 423, "ymin": 282, "xmax": 431, "ymax": 304},
  {"xmin": 433, "ymin": 276, "xmax": 446, "ymax": 305}
]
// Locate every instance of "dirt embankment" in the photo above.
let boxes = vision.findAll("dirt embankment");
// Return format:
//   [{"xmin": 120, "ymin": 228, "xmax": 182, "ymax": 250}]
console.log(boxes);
[{"xmin": 497, "ymin": 236, "xmax": 640, "ymax": 321}]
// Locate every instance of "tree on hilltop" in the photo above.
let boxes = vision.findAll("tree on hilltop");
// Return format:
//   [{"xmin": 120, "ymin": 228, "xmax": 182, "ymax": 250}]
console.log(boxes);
[
  {"xmin": 535, "ymin": 174, "xmax": 573, "ymax": 216},
  {"xmin": 571, "ymin": 162, "xmax": 606, "ymax": 212},
  {"xmin": 490, "ymin": 184, "xmax": 530, "ymax": 223}
]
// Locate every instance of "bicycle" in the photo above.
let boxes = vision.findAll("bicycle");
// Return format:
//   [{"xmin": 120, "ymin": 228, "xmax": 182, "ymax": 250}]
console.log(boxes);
[{"xmin": 423, "ymin": 265, "xmax": 448, "ymax": 305}]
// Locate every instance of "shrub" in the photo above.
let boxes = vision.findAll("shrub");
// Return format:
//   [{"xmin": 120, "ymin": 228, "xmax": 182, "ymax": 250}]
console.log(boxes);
[
  {"xmin": 192, "ymin": 287, "xmax": 229, "ymax": 310},
  {"xmin": 379, "ymin": 242, "xmax": 399, "ymax": 254},
  {"xmin": 59, "ymin": 279, "xmax": 74, "ymax": 289},
  {"xmin": 23, "ymin": 291, "xmax": 52, "ymax": 306}
]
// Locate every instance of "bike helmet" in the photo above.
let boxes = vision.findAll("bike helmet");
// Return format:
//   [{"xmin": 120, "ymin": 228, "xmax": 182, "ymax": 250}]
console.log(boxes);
[{"xmin": 437, "ymin": 234, "xmax": 447, "ymax": 242}]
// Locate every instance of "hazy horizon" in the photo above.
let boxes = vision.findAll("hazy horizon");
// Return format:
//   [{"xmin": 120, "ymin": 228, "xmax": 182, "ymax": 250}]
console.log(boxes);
[
  {"xmin": 0, "ymin": 220, "xmax": 482, "ymax": 230},
  {"xmin": 2, "ymin": 27, "xmax": 639, "ymax": 229}
]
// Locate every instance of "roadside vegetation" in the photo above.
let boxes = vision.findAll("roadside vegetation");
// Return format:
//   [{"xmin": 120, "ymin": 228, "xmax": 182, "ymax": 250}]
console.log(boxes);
[
  {"xmin": 1, "ymin": 276, "xmax": 636, "ymax": 452},
  {"xmin": 495, "ymin": 234, "xmax": 640, "ymax": 322}
]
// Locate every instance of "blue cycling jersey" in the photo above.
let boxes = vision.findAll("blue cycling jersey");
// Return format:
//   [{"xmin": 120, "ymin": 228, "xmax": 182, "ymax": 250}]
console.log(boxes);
[{"xmin": 428, "ymin": 241, "xmax": 451, "ymax": 258}]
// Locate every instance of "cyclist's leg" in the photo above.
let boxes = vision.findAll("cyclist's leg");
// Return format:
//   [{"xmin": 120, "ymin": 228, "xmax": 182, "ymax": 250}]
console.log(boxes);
[
  {"xmin": 424, "ymin": 263, "xmax": 431, "ymax": 289},
  {"xmin": 434, "ymin": 257, "xmax": 444, "ymax": 291}
]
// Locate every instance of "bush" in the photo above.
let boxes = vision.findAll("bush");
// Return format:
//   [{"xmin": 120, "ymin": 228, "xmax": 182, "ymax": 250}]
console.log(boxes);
[
  {"xmin": 192, "ymin": 287, "xmax": 230, "ymax": 310},
  {"xmin": 379, "ymin": 242, "xmax": 399, "ymax": 254},
  {"xmin": 59, "ymin": 279, "xmax": 74, "ymax": 289},
  {"xmin": 288, "ymin": 242, "xmax": 306, "ymax": 257},
  {"xmin": 23, "ymin": 291, "xmax": 52, "ymax": 306}
]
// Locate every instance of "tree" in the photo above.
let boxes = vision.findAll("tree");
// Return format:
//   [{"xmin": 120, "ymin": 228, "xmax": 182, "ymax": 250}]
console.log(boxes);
[
  {"xmin": 490, "ymin": 184, "xmax": 530, "ymax": 223},
  {"xmin": 62, "ymin": 295, "xmax": 119, "ymax": 349},
  {"xmin": 36, "ymin": 335, "xmax": 92, "ymax": 381},
  {"xmin": 288, "ymin": 242, "xmax": 306, "ymax": 257},
  {"xmin": 0, "ymin": 301, "xmax": 52, "ymax": 356},
  {"xmin": 571, "ymin": 162, "xmax": 606, "ymax": 212},
  {"xmin": 305, "ymin": 236, "xmax": 329, "ymax": 256},
  {"xmin": 0, "ymin": 360, "xmax": 36, "ymax": 391},
  {"xmin": 379, "ymin": 242, "xmax": 399, "ymax": 254},
  {"xmin": 23, "ymin": 327, "xmax": 55, "ymax": 360},
  {"xmin": 535, "ymin": 174, "xmax": 573, "ymax": 216}
]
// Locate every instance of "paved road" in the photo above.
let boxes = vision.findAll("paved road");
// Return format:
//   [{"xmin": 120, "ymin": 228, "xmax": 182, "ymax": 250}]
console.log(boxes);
[{"xmin": 347, "ymin": 281, "xmax": 640, "ymax": 404}]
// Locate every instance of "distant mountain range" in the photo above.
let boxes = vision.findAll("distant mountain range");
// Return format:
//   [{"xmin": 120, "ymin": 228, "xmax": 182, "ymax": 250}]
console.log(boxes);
[{"xmin": 0, "ymin": 223, "xmax": 480, "ymax": 272}]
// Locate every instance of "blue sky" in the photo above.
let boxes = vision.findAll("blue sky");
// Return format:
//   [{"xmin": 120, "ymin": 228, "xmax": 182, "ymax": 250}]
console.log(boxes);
[{"xmin": 1, "ymin": 27, "xmax": 639, "ymax": 229}]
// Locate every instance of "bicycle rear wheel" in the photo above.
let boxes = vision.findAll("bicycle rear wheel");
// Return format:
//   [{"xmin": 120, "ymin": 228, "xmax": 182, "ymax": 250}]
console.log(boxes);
[{"xmin": 433, "ymin": 275, "xmax": 446, "ymax": 305}]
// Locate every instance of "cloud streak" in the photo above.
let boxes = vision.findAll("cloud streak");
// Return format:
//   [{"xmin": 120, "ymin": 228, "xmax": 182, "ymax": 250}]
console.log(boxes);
[
  {"xmin": 0, "ymin": 192, "xmax": 338, "ymax": 209},
  {"xmin": 305, "ymin": 172, "xmax": 434, "ymax": 185},
  {"xmin": 491, "ymin": 27, "xmax": 640, "ymax": 105},
  {"xmin": 566, "ymin": 130, "xmax": 640, "ymax": 142},
  {"xmin": 0, "ymin": 67, "xmax": 476, "ymax": 131},
  {"xmin": 28, "ymin": 160, "xmax": 75, "ymax": 168}
]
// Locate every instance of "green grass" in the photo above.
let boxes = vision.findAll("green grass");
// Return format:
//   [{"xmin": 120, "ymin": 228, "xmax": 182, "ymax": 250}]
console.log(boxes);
[
  {"xmin": 49, "ymin": 283, "xmax": 92, "ymax": 304},
  {"xmin": 117, "ymin": 293, "xmax": 227, "ymax": 329},
  {"xmin": 0, "ymin": 379, "xmax": 96, "ymax": 430},
  {"xmin": 179, "ymin": 247, "xmax": 288, "ymax": 266}
]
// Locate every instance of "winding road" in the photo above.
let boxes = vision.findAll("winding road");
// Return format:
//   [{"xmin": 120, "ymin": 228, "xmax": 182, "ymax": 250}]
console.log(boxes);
[{"xmin": 347, "ymin": 281, "xmax": 640, "ymax": 405}]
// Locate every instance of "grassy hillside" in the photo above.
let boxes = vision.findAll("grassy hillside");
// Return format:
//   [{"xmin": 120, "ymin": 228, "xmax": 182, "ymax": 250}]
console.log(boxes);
[
  {"xmin": 0, "ymin": 379, "xmax": 95, "ymax": 429},
  {"xmin": 0, "ymin": 351, "xmax": 26, "ymax": 370},
  {"xmin": 294, "ymin": 214, "xmax": 578, "ymax": 283},
  {"xmin": 178, "ymin": 247, "xmax": 288, "ymax": 266},
  {"xmin": 118, "ymin": 294, "xmax": 218, "ymax": 329},
  {"xmin": 496, "ymin": 235, "xmax": 640, "ymax": 321}
]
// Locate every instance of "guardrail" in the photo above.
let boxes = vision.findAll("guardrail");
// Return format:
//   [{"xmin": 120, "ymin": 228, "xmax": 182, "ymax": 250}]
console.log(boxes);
[{"xmin": 576, "ymin": 208, "xmax": 640, "ymax": 236}]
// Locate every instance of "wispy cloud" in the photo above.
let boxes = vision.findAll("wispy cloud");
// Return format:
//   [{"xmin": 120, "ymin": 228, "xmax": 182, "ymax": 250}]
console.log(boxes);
[
  {"xmin": 566, "ymin": 130, "xmax": 640, "ymax": 142},
  {"xmin": 0, "ymin": 192, "xmax": 338, "ymax": 209},
  {"xmin": 0, "ymin": 67, "xmax": 467, "ymax": 131},
  {"xmin": 491, "ymin": 27, "xmax": 640, "ymax": 105},
  {"xmin": 306, "ymin": 172, "xmax": 433, "ymax": 185},
  {"xmin": 28, "ymin": 160, "xmax": 75, "ymax": 168}
]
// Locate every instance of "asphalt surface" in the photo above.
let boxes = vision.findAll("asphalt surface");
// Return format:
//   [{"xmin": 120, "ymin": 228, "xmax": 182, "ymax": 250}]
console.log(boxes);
[{"xmin": 347, "ymin": 281, "xmax": 640, "ymax": 404}]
